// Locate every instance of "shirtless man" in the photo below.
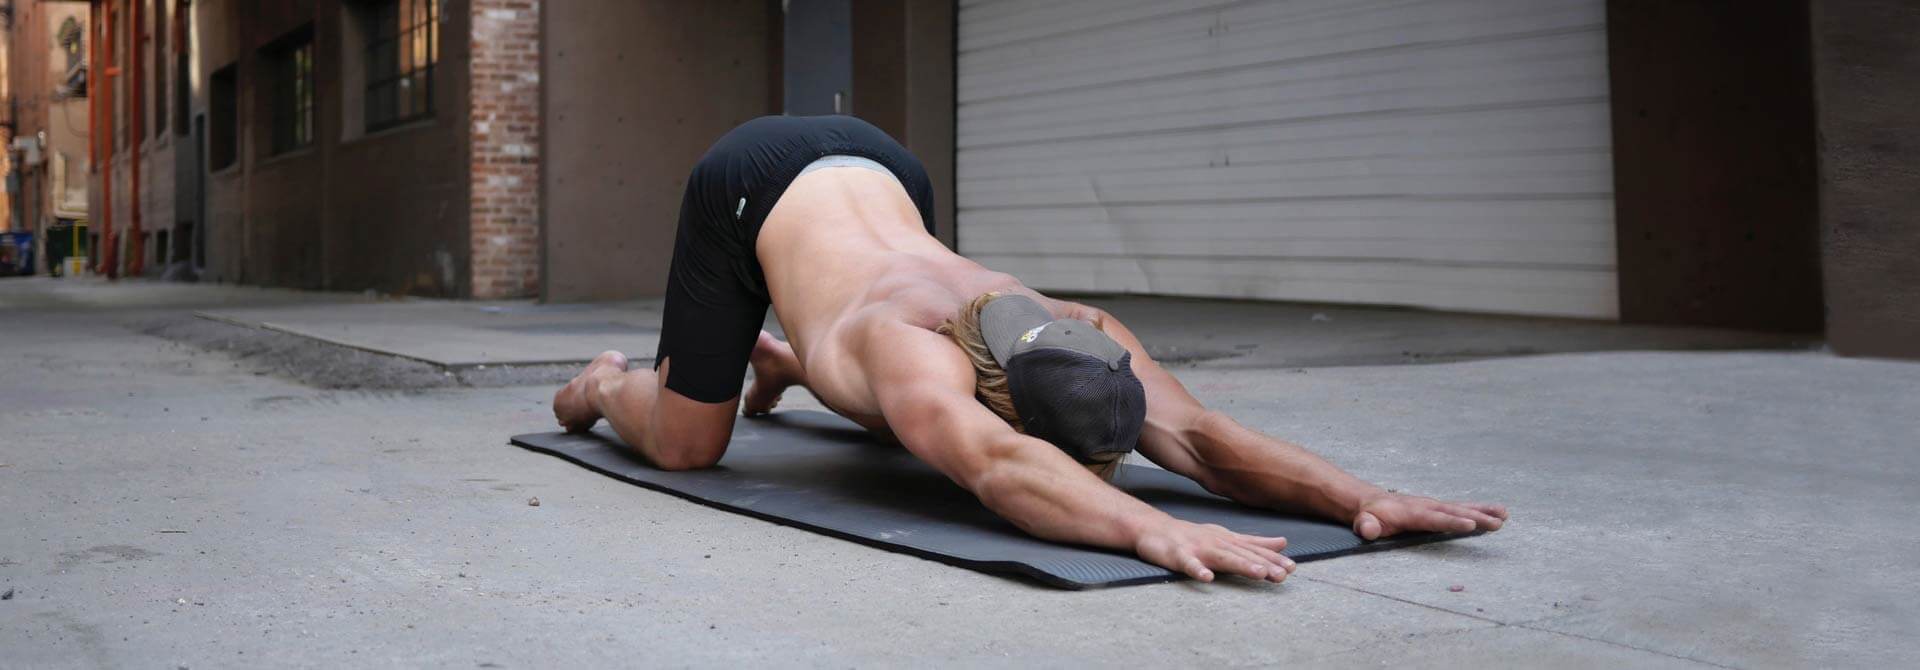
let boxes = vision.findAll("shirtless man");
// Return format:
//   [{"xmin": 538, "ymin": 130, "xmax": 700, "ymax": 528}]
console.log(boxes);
[{"xmin": 553, "ymin": 115, "xmax": 1506, "ymax": 584}]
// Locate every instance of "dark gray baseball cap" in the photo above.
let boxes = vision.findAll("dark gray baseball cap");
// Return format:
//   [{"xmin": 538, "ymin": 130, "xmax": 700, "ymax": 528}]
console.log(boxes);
[{"xmin": 978, "ymin": 294, "xmax": 1146, "ymax": 463}]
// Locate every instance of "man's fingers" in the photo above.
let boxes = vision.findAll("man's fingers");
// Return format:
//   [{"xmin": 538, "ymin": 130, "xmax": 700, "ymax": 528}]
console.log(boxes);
[
  {"xmin": 1182, "ymin": 555, "xmax": 1215, "ymax": 582},
  {"xmin": 1237, "ymin": 534, "xmax": 1288, "ymax": 552},
  {"xmin": 1241, "ymin": 542, "xmax": 1292, "ymax": 569},
  {"xmin": 1463, "ymin": 502, "xmax": 1510, "ymax": 520},
  {"xmin": 1414, "ymin": 508, "xmax": 1477, "ymax": 533},
  {"xmin": 1223, "ymin": 544, "xmax": 1286, "ymax": 581},
  {"xmin": 1241, "ymin": 543, "xmax": 1296, "ymax": 578},
  {"xmin": 1206, "ymin": 546, "xmax": 1271, "ymax": 580},
  {"xmin": 1443, "ymin": 504, "xmax": 1504, "ymax": 531}
]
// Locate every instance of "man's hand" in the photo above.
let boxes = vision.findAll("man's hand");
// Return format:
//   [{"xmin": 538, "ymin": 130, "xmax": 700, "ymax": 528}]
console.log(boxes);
[
  {"xmin": 1351, "ymin": 493, "xmax": 1508, "ymax": 540},
  {"xmin": 1133, "ymin": 518, "xmax": 1296, "ymax": 583}
]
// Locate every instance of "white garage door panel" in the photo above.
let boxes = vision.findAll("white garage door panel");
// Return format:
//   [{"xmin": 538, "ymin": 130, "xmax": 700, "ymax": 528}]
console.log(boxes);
[
  {"xmin": 961, "ymin": 205, "xmax": 1615, "ymax": 266},
  {"xmin": 960, "ymin": 0, "xmax": 1246, "ymax": 53},
  {"xmin": 984, "ymin": 256, "xmax": 1618, "ymax": 318},
  {"xmin": 957, "ymin": 0, "xmax": 1617, "ymax": 318},
  {"xmin": 961, "ymin": 222, "xmax": 1615, "ymax": 268},
  {"xmin": 959, "ymin": 30, "xmax": 1607, "ymax": 142},
  {"xmin": 961, "ymin": 0, "xmax": 1601, "ymax": 101},
  {"xmin": 963, "ymin": 103, "xmax": 1612, "ymax": 179},
  {"xmin": 959, "ymin": 152, "xmax": 1613, "ymax": 208},
  {"xmin": 964, "ymin": 200, "xmax": 1614, "ymax": 243}
]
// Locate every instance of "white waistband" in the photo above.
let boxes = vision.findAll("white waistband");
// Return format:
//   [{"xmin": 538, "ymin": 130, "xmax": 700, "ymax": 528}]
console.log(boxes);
[{"xmin": 799, "ymin": 154, "xmax": 899, "ymax": 184}]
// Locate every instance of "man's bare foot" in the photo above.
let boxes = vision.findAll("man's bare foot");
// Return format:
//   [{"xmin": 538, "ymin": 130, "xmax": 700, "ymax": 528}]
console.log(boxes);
[
  {"xmin": 554, "ymin": 350, "xmax": 629, "ymax": 432},
  {"xmin": 742, "ymin": 332, "xmax": 800, "ymax": 416}
]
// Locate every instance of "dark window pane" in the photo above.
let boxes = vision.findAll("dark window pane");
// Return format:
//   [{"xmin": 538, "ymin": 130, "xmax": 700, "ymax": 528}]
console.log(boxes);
[
  {"xmin": 374, "ymin": 2, "xmax": 398, "ymax": 39},
  {"xmin": 209, "ymin": 65, "xmax": 238, "ymax": 170},
  {"xmin": 394, "ymin": 78, "xmax": 410, "ymax": 120},
  {"xmin": 365, "ymin": 0, "xmax": 438, "ymax": 132},
  {"xmin": 413, "ymin": 70, "xmax": 431, "ymax": 117},
  {"xmin": 271, "ymin": 36, "xmax": 315, "ymax": 154}
]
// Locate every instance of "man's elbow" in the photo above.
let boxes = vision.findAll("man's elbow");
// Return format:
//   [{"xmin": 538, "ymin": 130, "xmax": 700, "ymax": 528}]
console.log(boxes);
[
  {"xmin": 1186, "ymin": 408, "xmax": 1239, "ymax": 443},
  {"xmin": 1179, "ymin": 409, "xmax": 1245, "ymax": 492},
  {"xmin": 917, "ymin": 425, "xmax": 1020, "ymax": 495},
  {"xmin": 962, "ymin": 453, "xmax": 1039, "ymax": 529}
]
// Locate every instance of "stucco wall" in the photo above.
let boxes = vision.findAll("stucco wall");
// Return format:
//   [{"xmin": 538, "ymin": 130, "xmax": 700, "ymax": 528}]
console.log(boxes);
[
  {"xmin": 541, "ymin": 0, "xmax": 778, "ymax": 301},
  {"xmin": 540, "ymin": 0, "xmax": 955, "ymax": 301},
  {"xmin": 857, "ymin": 0, "xmax": 954, "ymax": 248},
  {"xmin": 1812, "ymin": 0, "xmax": 1920, "ymax": 359},
  {"xmin": 1606, "ymin": 0, "xmax": 1823, "ymax": 331}
]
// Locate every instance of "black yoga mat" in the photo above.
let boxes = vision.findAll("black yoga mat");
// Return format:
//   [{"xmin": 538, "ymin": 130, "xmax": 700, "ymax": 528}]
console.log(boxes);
[{"xmin": 510, "ymin": 410, "xmax": 1475, "ymax": 589}]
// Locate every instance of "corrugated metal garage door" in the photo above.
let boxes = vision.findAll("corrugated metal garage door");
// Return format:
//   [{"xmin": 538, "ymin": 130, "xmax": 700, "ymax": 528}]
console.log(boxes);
[{"xmin": 955, "ymin": 0, "xmax": 1617, "ymax": 318}]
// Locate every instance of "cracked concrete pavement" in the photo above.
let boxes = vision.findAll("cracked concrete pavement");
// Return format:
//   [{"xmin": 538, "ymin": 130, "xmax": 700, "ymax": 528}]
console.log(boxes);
[{"xmin": 2, "ymin": 278, "xmax": 1913, "ymax": 667}]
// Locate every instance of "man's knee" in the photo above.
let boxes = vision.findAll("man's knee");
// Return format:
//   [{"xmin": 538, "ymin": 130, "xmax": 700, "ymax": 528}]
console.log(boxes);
[{"xmin": 652, "ymin": 433, "xmax": 728, "ymax": 471}]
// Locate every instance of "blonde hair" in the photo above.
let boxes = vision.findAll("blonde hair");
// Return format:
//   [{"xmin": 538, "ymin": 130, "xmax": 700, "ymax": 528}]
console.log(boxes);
[{"xmin": 938, "ymin": 292, "xmax": 1125, "ymax": 482}]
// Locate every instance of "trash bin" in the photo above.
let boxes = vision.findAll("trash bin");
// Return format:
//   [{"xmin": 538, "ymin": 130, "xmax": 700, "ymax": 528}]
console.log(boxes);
[
  {"xmin": 45, "ymin": 220, "xmax": 86, "ymax": 277},
  {"xmin": 0, "ymin": 232, "xmax": 32, "ymax": 276}
]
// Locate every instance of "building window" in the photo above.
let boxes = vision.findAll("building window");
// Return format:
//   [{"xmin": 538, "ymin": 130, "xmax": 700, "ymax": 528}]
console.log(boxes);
[
  {"xmin": 57, "ymin": 17, "xmax": 86, "ymax": 97},
  {"xmin": 268, "ymin": 33, "xmax": 317, "ymax": 154},
  {"xmin": 364, "ymin": 0, "xmax": 439, "ymax": 132},
  {"xmin": 209, "ymin": 64, "xmax": 238, "ymax": 171}
]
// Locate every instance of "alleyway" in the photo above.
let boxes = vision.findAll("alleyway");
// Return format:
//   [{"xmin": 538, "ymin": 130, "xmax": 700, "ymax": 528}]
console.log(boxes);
[{"xmin": 2, "ymin": 278, "xmax": 1913, "ymax": 667}]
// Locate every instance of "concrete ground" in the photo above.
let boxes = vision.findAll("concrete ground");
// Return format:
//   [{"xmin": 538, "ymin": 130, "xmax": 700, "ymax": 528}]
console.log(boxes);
[
  {"xmin": 2, "ymin": 277, "xmax": 1913, "ymax": 668},
  {"xmin": 193, "ymin": 288, "xmax": 1810, "ymax": 371},
  {"xmin": 198, "ymin": 300, "xmax": 663, "ymax": 369}
]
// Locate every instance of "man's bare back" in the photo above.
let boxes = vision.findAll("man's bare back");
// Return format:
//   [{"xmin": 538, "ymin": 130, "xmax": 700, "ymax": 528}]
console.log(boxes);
[{"xmin": 751, "ymin": 166, "xmax": 1024, "ymax": 429}]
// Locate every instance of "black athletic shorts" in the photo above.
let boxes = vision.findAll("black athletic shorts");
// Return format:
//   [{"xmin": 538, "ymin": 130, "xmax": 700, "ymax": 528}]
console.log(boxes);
[{"xmin": 655, "ymin": 115, "xmax": 936, "ymax": 403}]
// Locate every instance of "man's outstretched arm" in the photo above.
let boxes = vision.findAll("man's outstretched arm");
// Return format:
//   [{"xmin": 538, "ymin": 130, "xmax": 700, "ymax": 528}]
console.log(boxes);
[
  {"xmin": 1043, "ymin": 299, "xmax": 1508, "ymax": 539},
  {"xmin": 862, "ymin": 322, "xmax": 1295, "ymax": 583}
]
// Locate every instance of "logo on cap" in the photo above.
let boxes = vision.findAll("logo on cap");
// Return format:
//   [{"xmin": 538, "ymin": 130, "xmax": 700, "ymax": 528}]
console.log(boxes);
[{"xmin": 1020, "ymin": 324, "xmax": 1046, "ymax": 343}]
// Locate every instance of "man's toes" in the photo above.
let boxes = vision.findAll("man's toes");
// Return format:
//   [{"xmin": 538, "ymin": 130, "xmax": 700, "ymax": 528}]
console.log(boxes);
[
  {"xmin": 592, "ymin": 350, "xmax": 629, "ymax": 372},
  {"xmin": 742, "ymin": 387, "xmax": 783, "ymax": 416}
]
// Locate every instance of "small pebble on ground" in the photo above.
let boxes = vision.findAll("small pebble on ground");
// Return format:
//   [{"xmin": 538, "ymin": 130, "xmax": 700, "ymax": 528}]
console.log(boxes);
[
  {"xmin": 1448, "ymin": 585, "xmax": 1465, "ymax": 593},
  {"xmin": 527, "ymin": 497, "xmax": 540, "ymax": 507}
]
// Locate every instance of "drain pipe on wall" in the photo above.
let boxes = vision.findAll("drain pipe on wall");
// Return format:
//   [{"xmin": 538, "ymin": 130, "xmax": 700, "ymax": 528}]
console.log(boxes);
[
  {"xmin": 88, "ymin": 1, "xmax": 99, "ymax": 275},
  {"xmin": 93, "ymin": 0, "xmax": 118, "ymax": 278},
  {"xmin": 127, "ymin": 0, "xmax": 143, "ymax": 277}
]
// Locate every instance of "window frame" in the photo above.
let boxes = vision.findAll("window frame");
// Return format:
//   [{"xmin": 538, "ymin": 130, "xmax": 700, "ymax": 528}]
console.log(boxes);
[
  {"xmin": 57, "ymin": 17, "xmax": 86, "ymax": 98},
  {"xmin": 363, "ymin": 0, "xmax": 440, "ymax": 133},
  {"xmin": 267, "ymin": 30, "xmax": 318, "ymax": 156},
  {"xmin": 207, "ymin": 64, "xmax": 239, "ymax": 172}
]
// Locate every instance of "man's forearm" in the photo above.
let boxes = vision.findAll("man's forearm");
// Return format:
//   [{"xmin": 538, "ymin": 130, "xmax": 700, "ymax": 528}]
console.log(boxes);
[
  {"xmin": 967, "ymin": 435, "xmax": 1171, "ymax": 550},
  {"xmin": 1187, "ymin": 411, "xmax": 1384, "ymax": 521},
  {"xmin": 1077, "ymin": 305, "xmax": 1383, "ymax": 523}
]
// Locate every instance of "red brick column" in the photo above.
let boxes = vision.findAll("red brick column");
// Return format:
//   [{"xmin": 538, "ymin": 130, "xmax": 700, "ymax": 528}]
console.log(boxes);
[{"xmin": 469, "ymin": 0, "xmax": 541, "ymax": 298}]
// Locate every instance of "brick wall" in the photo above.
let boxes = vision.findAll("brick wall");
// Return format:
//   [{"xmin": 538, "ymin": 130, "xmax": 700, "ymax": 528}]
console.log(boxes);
[{"xmin": 468, "ymin": 0, "xmax": 542, "ymax": 298}]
